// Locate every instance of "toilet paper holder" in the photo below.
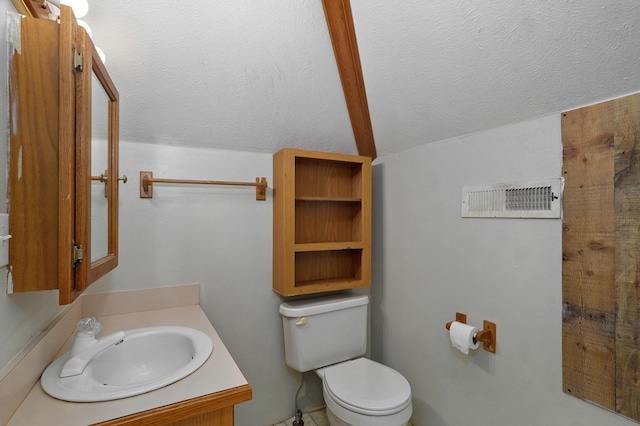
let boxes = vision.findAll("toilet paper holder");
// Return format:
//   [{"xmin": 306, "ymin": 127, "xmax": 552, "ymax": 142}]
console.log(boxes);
[{"xmin": 446, "ymin": 312, "xmax": 496, "ymax": 353}]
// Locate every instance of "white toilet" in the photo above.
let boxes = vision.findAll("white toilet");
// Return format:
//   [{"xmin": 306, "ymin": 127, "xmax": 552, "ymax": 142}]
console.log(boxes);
[{"xmin": 280, "ymin": 293, "xmax": 412, "ymax": 426}]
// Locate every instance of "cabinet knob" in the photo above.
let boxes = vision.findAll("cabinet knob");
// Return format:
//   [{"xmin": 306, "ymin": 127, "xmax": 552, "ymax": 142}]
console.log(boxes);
[{"xmin": 91, "ymin": 173, "xmax": 128, "ymax": 184}]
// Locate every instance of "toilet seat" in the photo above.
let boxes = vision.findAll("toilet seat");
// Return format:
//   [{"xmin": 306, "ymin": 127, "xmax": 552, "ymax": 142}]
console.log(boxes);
[{"xmin": 322, "ymin": 358, "xmax": 411, "ymax": 416}]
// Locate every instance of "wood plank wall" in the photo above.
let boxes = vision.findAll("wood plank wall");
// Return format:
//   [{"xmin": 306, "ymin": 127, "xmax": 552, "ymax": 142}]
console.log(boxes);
[
  {"xmin": 562, "ymin": 92, "xmax": 640, "ymax": 420},
  {"xmin": 613, "ymin": 94, "xmax": 640, "ymax": 418}
]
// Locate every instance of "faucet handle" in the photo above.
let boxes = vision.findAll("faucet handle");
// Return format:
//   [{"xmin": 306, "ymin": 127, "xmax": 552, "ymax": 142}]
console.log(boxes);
[{"xmin": 76, "ymin": 317, "xmax": 102, "ymax": 337}]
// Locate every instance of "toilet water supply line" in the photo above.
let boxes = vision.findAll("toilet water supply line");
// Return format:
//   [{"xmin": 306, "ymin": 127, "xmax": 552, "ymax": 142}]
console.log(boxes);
[{"xmin": 293, "ymin": 372, "xmax": 304, "ymax": 426}]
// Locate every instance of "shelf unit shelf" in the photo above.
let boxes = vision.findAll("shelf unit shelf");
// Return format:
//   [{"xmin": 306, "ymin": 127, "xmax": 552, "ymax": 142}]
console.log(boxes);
[
  {"xmin": 273, "ymin": 148, "xmax": 372, "ymax": 297},
  {"xmin": 295, "ymin": 196, "xmax": 362, "ymax": 202},
  {"xmin": 294, "ymin": 242, "xmax": 364, "ymax": 252}
]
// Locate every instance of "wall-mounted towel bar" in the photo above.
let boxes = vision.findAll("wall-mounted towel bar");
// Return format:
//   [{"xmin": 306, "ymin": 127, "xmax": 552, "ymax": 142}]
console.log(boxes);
[{"xmin": 139, "ymin": 171, "xmax": 268, "ymax": 201}]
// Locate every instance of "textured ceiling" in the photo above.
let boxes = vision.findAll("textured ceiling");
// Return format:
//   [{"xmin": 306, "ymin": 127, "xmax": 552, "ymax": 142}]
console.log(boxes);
[{"xmin": 83, "ymin": 1, "xmax": 640, "ymax": 158}]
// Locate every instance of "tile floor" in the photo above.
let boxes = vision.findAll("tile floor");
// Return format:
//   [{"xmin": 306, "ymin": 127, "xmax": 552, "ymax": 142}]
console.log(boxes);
[{"xmin": 273, "ymin": 407, "xmax": 415, "ymax": 426}]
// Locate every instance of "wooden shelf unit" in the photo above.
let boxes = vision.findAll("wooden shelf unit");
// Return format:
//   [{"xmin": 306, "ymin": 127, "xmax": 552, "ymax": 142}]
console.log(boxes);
[{"xmin": 273, "ymin": 149, "xmax": 371, "ymax": 296}]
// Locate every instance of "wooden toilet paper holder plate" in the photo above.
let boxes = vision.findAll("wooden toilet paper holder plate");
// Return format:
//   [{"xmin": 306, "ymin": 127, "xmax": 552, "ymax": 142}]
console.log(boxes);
[{"xmin": 446, "ymin": 312, "xmax": 496, "ymax": 354}]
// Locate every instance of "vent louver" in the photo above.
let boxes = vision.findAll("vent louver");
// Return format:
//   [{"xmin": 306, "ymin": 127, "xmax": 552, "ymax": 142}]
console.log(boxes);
[{"xmin": 462, "ymin": 179, "xmax": 563, "ymax": 218}]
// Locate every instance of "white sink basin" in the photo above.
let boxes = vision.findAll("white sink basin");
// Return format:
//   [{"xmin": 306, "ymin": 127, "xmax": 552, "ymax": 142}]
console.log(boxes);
[{"xmin": 41, "ymin": 326, "xmax": 213, "ymax": 402}]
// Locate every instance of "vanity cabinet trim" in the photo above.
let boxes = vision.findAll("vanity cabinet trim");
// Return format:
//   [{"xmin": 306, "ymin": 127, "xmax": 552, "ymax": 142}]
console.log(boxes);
[{"xmin": 94, "ymin": 384, "xmax": 252, "ymax": 426}]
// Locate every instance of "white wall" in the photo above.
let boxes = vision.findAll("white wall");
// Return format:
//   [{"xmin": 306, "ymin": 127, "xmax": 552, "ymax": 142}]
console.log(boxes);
[
  {"xmin": 371, "ymin": 115, "xmax": 637, "ymax": 426},
  {"xmin": 88, "ymin": 141, "xmax": 310, "ymax": 425}
]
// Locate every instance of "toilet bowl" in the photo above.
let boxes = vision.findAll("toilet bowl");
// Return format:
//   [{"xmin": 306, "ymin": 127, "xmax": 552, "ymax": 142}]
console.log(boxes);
[
  {"xmin": 279, "ymin": 293, "xmax": 413, "ymax": 426},
  {"xmin": 317, "ymin": 358, "xmax": 412, "ymax": 426}
]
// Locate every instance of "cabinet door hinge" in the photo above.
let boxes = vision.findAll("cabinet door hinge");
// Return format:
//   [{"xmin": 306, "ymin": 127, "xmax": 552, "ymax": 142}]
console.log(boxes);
[
  {"xmin": 73, "ymin": 47, "xmax": 83, "ymax": 72},
  {"xmin": 72, "ymin": 242, "xmax": 84, "ymax": 267}
]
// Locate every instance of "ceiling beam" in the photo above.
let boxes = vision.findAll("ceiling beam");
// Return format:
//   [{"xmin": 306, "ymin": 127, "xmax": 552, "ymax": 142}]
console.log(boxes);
[{"xmin": 322, "ymin": 0, "xmax": 377, "ymax": 160}]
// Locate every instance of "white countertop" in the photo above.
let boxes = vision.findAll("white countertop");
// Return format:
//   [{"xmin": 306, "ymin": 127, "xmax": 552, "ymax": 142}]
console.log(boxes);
[{"xmin": 8, "ymin": 304, "xmax": 249, "ymax": 425}]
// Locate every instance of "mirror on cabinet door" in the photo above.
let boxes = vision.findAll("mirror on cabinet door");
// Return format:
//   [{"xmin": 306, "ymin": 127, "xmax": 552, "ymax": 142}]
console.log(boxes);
[
  {"xmin": 75, "ymin": 27, "xmax": 120, "ymax": 292},
  {"xmin": 91, "ymin": 70, "xmax": 110, "ymax": 263}
]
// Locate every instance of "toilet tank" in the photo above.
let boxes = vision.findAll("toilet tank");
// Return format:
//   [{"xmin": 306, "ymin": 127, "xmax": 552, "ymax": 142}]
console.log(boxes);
[{"xmin": 279, "ymin": 293, "xmax": 368, "ymax": 372}]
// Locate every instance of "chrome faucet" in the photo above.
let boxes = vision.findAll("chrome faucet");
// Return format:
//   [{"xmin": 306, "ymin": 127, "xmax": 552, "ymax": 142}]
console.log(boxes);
[{"xmin": 59, "ymin": 317, "xmax": 126, "ymax": 378}]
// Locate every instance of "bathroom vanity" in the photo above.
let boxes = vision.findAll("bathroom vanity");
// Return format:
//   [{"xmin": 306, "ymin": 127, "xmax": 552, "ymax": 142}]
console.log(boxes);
[{"xmin": 0, "ymin": 284, "xmax": 251, "ymax": 425}]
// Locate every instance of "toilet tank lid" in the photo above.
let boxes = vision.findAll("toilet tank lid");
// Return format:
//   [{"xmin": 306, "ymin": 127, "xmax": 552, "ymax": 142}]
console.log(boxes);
[{"xmin": 279, "ymin": 294, "xmax": 369, "ymax": 317}]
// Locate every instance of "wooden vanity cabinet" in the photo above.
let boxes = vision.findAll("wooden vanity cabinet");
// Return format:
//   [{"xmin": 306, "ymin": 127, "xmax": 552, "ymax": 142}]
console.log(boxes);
[
  {"xmin": 95, "ymin": 385, "xmax": 252, "ymax": 426},
  {"xmin": 273, "ymin": 149, "xmax": 371, "ymax": 296},
  {"xmin": 7, "ymin": 6, "xmax": 119, "ymax": 304}
]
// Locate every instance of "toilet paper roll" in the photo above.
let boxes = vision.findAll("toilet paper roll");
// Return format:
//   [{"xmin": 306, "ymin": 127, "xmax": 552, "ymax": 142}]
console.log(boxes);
[{"xmin": 449, "ymin": 321, "xmax": 480, "ymax": 355}]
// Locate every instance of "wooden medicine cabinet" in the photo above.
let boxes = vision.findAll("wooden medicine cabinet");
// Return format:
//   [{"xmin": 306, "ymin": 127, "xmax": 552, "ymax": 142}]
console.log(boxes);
[
  {"xmin": 7, "ymin": 6, "xmax": 120, "ymax": 304},
  {"xmin": 273, "ymin": 149, "xmax": 371, "ymax": 296}
]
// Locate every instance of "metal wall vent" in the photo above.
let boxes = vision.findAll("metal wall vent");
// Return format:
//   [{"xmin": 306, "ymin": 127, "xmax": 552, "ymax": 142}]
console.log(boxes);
[{"xmin": 462, "ymin": 178, "xmax": 563, "ymax": 218}]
